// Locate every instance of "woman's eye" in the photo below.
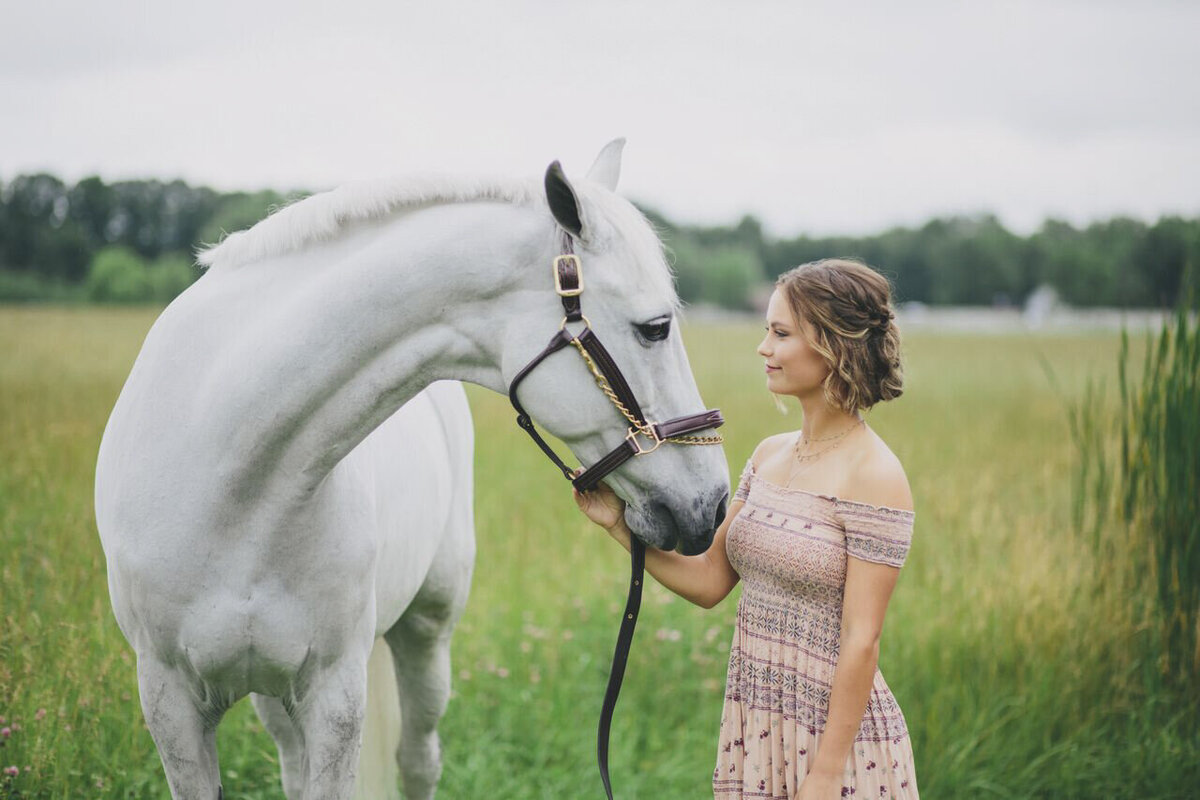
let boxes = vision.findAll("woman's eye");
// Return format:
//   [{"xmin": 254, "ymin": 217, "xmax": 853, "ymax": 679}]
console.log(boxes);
[{"xmin": 636, "ymin": 318, "xmax": 671, "ymax": 342}]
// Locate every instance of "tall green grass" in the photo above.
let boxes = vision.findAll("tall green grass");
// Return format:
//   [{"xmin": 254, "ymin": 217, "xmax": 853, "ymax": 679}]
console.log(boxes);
[
  {"xmin": 1069, "ymin": 299, "xmax": 1199, "ymax": 700},
  {"xmin": 1, "ymin": 306, "xmax": 1197, "ymax": 798},
  {"xmin": 1120, "ymin": 303, "xmax": 1200, "ymax": 694}
]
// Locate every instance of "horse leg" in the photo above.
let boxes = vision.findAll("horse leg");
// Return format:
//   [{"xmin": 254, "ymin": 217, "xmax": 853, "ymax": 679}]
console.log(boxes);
[
  {"xmin": 251, "ymin": 694, "xmax": 305, "ymax": 799},
  {"xmin": 293, "ymin": 656, "xmax": 369, "ymax": 800},
  {"xmin": 383, "ymin": 612, "xmax": 453, "ymax": 800},
  {"xmin": 136, "ymin": 655, "xmax": 225, "ymax": 800},
  {"xmin": 384, "ymin": 528, "xmax": 474, "ymax": 800}
]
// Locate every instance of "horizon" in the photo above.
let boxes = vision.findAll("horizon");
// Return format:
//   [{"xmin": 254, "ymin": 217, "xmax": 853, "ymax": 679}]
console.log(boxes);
[{"xmin": 1, "ymin": 166, "xmax": 1191, "ymax": 242}]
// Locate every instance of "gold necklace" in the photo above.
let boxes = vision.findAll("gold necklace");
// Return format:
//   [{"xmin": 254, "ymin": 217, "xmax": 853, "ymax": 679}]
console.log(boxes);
[
  {"xmin": 800, "ymin": 414, "xmax": 866, "ymax": 444},
  {"xmin": 786, "ymin": 416, "xmax": 865, "ymax": 487}
]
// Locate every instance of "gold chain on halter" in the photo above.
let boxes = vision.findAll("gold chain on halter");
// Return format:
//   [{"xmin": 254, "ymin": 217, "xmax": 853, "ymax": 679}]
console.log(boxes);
[{"xmin": 568, "ymin": 335, "xmax": 724, "ymax": 446}]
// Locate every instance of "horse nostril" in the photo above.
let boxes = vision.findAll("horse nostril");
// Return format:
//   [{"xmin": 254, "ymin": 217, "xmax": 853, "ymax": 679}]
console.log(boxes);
[{"xmin": 713, "ymin": 494, "xmax": 728, "ymax": 532}]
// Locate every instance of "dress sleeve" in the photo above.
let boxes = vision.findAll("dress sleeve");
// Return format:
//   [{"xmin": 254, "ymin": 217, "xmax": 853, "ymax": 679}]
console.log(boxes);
[
  {"xmin": 839, "ymin": 505, "xmax": 915, "ymax": 568},
  {"xmin": 733, "ymin": 458, "xmax": 755, "ymax": 503}
]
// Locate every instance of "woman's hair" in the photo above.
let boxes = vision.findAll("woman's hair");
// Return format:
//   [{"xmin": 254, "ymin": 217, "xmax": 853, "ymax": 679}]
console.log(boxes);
[{"xmin": 775, "ymin": 258, "xmax": 904, "ymax": 413}]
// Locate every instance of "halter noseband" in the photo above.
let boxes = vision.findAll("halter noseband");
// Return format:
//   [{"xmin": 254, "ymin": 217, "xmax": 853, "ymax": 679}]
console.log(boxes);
[{"xmin": 506, "ymin": 232, "xmax": 725, "ymax": 800}]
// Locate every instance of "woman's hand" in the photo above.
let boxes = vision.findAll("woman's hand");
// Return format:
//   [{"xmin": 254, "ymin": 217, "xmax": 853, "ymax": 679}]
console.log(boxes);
[
  {"xmin": 571, "ymin": 471, "xmax": 626, "ymax": 533},
  {"xmin": 793, "ymin": 770, "xmax": 843, "ymax": 800}
]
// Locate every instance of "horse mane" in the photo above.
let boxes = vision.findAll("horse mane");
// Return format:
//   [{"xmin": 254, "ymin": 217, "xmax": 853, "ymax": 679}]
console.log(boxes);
[
  {"xmin": 194, "ymin": 171, "xmax": 678, "ymax": 308},
  {"xmin": 195, "ymin": 174, "xmax": 545, "ymax": 271}
]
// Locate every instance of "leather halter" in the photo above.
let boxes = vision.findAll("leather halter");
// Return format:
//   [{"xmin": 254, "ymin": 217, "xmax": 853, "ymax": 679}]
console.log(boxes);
[
  {"xmin": 508, "ymin": 235, "xmax": 725, "ymax": 493},
  {"xmin": 507, "ymin": 233, "xmax": 725, "ymax": 799}
]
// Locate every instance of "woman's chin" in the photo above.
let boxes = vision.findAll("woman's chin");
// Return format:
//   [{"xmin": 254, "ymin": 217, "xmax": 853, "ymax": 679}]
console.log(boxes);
[{"xmin": 766, "ymin": 380, "xmax": 808, "ymax": 400}]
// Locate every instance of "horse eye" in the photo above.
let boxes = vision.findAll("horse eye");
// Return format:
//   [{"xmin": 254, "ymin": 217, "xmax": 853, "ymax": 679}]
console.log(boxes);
[{"xmin": 635, "ymin": 318, "xmax": 671, "ymax": 343}]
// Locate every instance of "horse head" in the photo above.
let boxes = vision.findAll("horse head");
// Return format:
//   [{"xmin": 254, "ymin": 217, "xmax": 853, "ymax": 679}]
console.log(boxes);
[{"xmin": 504, "ymin": 140, "xmax": 730, "ymax": 556}]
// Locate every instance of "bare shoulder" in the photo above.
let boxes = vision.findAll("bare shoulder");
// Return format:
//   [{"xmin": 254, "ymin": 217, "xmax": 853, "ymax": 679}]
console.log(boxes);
[
  {"xmin": 848, "ymin": 434, "xmax": 914, "ymax": 512},
  {"xmin": 750, "ymin": 431, "xmax": 797, "ymax": 467}
]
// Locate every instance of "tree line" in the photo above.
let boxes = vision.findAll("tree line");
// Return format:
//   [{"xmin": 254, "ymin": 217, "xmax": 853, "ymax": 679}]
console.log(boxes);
[
  {"xmin": 0, "ymin": 173, "xmax": 297, "ymax": 303},
  {"xmin": 647, "ymin": 211, "xmax": 1198, "ymax": 311},
  {"xmin": 1, "ymin": 172, "xmax": 1195, "ymax": 308}
]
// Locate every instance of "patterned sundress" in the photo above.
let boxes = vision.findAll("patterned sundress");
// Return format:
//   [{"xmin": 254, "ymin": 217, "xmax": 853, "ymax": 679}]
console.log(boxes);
[{"xmin": 713, "ymin": 458, "xmax": 919, "ymax": 799}]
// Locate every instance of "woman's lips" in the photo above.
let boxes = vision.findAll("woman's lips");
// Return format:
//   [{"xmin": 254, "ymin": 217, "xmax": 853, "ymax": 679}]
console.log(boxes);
[{"xmin": 765, "ymin": 365, "xmax": 780, "ymax": 373}]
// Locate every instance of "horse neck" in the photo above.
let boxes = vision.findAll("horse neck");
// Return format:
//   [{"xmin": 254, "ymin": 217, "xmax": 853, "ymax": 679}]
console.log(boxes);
[{"xmin": 211, "ymin": 201, "xmax": 553, "ymax": 502}]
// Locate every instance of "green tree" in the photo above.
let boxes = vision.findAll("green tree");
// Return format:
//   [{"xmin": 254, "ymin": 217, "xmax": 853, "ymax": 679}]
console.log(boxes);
[
  {"xmin": 198, "ymin": 189, "xmax": 291, "ymax": 248},
  {"xmin": 1137, "ymin": 217, "xmax": 1198, "ymax": 307},
  {"xmin": 701, "ymin": 245, "xmax": 762, "ymax": 309},
  {"xmin": 1, "ymin": 173, "xmax": 70, "ymax": 271},
  {"xmin": 147, "ymin": 252, "xmax": 199, "ymax": 302},
  {"xmin": 919, "ymin": 215, "xmax": 1023, "ymax": 305},
  {"xmin": 1030, "ymin": 220, "xmax": 1116, "ymax": 306},
  {"xmin": 67, "ymin": 176, "xmax": 116, "ymax": 244},
  {"xmin": 86, "ymin": 246, "xmax": 152, "ymax": 303},
  {"xmin": 665, "ymin": 235, "xmax": 762, "ymax": 309},
  {"xmin": 664, "ymin": 236, "xmax": 705, "ymax": 305}
]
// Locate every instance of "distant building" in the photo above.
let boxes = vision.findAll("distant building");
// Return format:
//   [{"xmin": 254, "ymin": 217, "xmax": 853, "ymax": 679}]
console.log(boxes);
[{"xmin": 1024, "ymin": 285, "xmax": 1062, "ymax": 329}]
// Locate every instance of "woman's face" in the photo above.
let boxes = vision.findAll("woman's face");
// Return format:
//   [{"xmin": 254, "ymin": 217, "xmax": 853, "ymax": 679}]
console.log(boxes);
[{"xmin": 758, "ymin": 288, "xmax": 831, "ymax": 397}]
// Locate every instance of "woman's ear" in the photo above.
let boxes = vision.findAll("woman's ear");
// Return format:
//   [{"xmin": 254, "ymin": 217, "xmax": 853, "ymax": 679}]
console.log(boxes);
[{"xmin": 544, "ymin": 160, "xmax": 584, "ymax": 238}]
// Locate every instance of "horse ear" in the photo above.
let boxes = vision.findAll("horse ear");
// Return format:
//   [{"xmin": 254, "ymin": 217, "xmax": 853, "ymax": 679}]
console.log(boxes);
[
  {"xmin": 544, "ymin": 160, "xmax": 583, "ymax": 238},
  {"xmin": 585, "ymin": 138, "xmax": 625, "ymax": 191}
]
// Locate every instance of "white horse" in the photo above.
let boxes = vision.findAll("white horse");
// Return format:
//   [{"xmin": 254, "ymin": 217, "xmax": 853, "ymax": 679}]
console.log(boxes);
[{"xmin": 94, "ymin": 139, "xmax": 730, "ymax": 799}]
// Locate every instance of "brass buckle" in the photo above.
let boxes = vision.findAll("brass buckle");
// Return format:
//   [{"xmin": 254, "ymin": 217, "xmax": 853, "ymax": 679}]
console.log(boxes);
[
  {"xmin": 553, "ymin": 255, "xmax": 584, "ymax": 297},
  {"xmin": 625, "ymin": 425, "xmax": 664, "ymax": 455}
]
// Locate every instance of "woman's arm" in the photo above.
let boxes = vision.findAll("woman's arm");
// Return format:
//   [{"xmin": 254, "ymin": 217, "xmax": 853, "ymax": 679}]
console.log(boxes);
[
  {"xmin": 799, "ymin": 456, "xmax": 913, "ymax": 790},
  {"xmin": 802, "ymin": 558, "xmax": 901, "ymax": 781},
  {"xmin": 573, "ymin": 437, "xmax": 788, "ymax": 609},
  {"xmin": 600, "ymin": 503, "xmax": 742, "ymax": 609}
]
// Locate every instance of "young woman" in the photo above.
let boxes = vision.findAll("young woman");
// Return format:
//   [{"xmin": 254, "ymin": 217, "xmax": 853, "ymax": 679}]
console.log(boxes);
[{"xmin": 574, "ymin": 259, "xmax": 919, "ymax": 799}]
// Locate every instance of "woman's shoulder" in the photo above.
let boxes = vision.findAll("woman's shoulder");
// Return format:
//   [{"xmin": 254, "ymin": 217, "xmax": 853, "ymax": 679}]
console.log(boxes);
[
  {"xmin": 744, "ymin": 426, "xmax": 913, "ymax": 512},
  {"xmin": 749, "ymin": 431, "xmax": 798, "ymax": 467},
  {"xmin": 845, "ymin": 434, "xmax": 914, "ymax": 513}
]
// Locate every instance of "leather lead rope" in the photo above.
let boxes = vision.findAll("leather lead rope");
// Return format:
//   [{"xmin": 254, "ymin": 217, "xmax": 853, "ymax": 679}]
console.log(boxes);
[
  {"xmin": 598, "ymin": 537, "xmax": 645, "ymax": 800},
  {"xmin": 507, "ymin": 230, "xmax": 724, "ymax": 798}
]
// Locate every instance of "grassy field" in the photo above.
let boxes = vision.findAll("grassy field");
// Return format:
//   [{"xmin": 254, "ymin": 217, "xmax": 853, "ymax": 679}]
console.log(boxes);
[{"xmin": 0, "ymin": 306, "xmax": 1196, "ymax": 798}]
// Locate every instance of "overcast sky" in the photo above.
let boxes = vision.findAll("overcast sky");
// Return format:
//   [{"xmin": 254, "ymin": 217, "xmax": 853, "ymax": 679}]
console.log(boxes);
[{"xmin": 2, "ymin": 1, "xmax": 1197, "ymax": 236}]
